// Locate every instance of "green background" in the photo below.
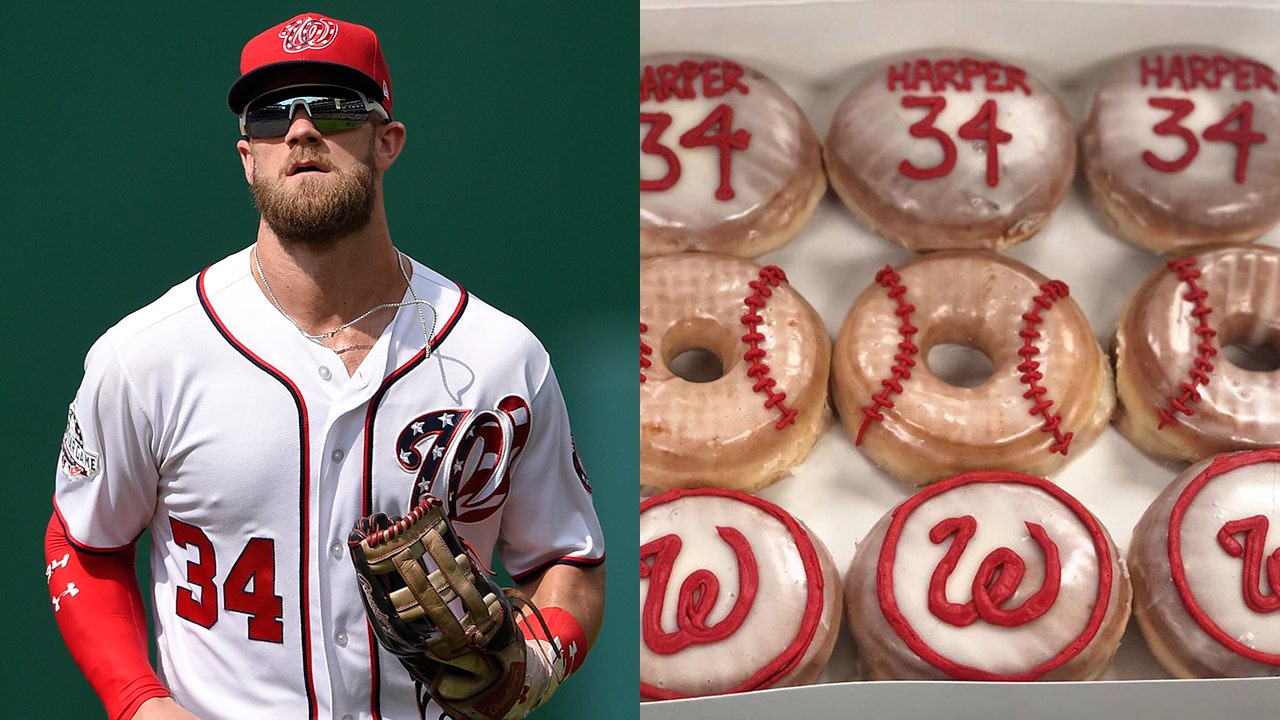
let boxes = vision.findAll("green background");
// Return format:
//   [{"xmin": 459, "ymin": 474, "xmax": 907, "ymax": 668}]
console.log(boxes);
[{"xmin": 0, "ymin": 3, "xmax": 636, "ymax": 718}]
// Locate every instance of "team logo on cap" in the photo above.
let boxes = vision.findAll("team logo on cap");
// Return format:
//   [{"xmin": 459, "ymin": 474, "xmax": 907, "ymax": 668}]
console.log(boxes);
[{"xmin": 279, "ymin": 15, "xmax": 339, "ymax": 53}]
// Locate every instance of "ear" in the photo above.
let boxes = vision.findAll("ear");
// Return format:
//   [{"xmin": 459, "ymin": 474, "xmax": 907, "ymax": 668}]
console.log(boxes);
[
  {"xmin": 374, "ymin": 121, "xmax": 407, "ymax": 172},
  {"xmin": 236, "ymin": 138, "xmax": 254, "ymax": 185}
]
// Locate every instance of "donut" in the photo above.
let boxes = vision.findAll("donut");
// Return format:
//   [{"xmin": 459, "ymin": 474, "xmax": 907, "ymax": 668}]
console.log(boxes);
[
  {"xmin": 1113, "ymin": 244, "xmax": 1280, "ymax": 463},
  {"xmin": 1128, "ymin": 449, "xmax": 1280, "ymax": 677},
  {"xmin": 640, "ymin": 488, "xmax": 842, "ymax": 698},
  {"xmin": 830, "ymin": 251, "xmax": 1114, "ymax": 486},
  {"xmin": 1080, "ymin": 47, "xmax": 1280, "ymax": 253},
  {"xmin": 845, "ymin": 470, "xmax": 1132, "ymax": 681},
  {"xmin": 640, "ymin": 53, "xmax": 826, "ymax": 258},
  {"xmin": 824, "ymin": 50, "xmax": 1075, "ymax": 252},
  {"xmin": 641, "ymin": 253, "xmax": 830, "ymax": 492}
]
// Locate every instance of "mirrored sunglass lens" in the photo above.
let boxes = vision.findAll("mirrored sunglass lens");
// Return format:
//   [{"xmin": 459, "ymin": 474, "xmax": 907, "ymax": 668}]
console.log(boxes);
[{"xmin": 245, "ymin": 97, "xmax": 370, "ymax": 138}]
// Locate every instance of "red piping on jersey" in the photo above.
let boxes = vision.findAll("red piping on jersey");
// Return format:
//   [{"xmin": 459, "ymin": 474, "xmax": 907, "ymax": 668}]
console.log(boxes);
[
  {"xmin": 358, "ymin": 280, "xmax": 470, "ymax": 720},
  {"xmin": 510, "ymin": 553, "xmax": 607, "ymax": 584},
  {"xmin": 197, "ymin": 268, "xmax": 319, "ymax": 720}
]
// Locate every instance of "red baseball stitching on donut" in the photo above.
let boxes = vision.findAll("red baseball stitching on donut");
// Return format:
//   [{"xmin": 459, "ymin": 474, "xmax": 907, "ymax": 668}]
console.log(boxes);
[
  {"xmin": 856, "ymin": 265, "xmax": 919, "ymax": 445},
  {"xmin": 740, "ymin": 265, "xmax": 799, "ymax": 430},
  {"xmin": 1017, "ymin": 280, "xmax": 1074, "ymax": 455},
  {"xmin": 1167, "ymin": 448, "xmax": 1280, "ymax": 666},
  {"xmin": 1157, "ymin": 257, "xmax": 1218, "ymax": 429},
  {"xmin": 640, "ymin": 322, "xmax": 653, "ymax": 384},
  {"xmin": 639, "ymin": 487, "xmax": 826, "ymax": 699}
]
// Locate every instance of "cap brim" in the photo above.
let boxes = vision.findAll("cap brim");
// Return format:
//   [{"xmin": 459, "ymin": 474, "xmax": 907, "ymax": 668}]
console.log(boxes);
[{"xmin": 228, "ymin": 60, "xmax": 385, "ymax": 114}]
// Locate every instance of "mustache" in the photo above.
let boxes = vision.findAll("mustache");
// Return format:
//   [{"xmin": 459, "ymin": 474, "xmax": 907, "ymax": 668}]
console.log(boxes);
[{"xmin": 281, "ymin": 148, "xmax": 334, "ymax": 175}]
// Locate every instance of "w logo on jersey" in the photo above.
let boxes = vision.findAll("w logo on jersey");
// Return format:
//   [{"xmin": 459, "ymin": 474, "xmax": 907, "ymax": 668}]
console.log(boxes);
[
  {"xmin": 396, "ymin": 396, "xmax": 530, "ymax": 523},
  {"xmin": 279, "ymin": 16, "xmax": 338, "ymax": 53}
]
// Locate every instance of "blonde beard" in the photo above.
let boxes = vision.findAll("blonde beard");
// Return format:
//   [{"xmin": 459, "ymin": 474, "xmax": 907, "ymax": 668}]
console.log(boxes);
[{"xmin": 251, "ymin": 141, "xmax": 378, "ymax": 245}]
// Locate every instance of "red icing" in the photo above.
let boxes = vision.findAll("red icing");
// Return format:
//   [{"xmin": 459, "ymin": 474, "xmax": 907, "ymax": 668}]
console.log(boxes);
[
  {"xmin": 639, "ymin": 527, "xmax": 759, "ymax": 654},
  {"xmin": 897, "ymin": 96, "xmax": 1013, "ymax": 186},
  {"xmin": 927, "ymin": 516, "xmax": 1062, "ymax": 628},
  {"xmin": 876, "ymin": 471, "xmax": 1114, "ymax": 681},
  {"xmin": 640, "ymin": 322, "xmax": 652, "ymax": 384},
  {"xmin": 1138, "ymin": 53, "xmax": 1279, "ymax": 92},
  {"xmin": 1017, "ymin": 280, "xmax": 1074, "ymax": 455},
  {"xmin": 639, "ymin": 487, "xmax": 826, "ymax": 699},
  {"xmin": 956, "ymin": 99, "xmax": 1013, "ymax": 187},
  {"xmin": 885, "ymin": 58, "xmax": 1032, "ymax": 95},
  {"xmin": 1143, "ymin": 98, "xmax": 1266, "ymax": 183},
  {"xmin": 640, "ymin": 58, "xmax": 753, "ymax": 201},
  {"xmin": 640, "ymin": 59, "xmax": 751, "ymax": 104},
  {"xmin": 1143, "ymin": 98, "xmax": 1199, "ymax": 174},
  {"xmin": 680, "ymin": 104, "xmax": 752, "ymax": 201},
  {"xmin": 1217, "ymin": 515, "xmax": 1280, "ymax": 614},
  {"xmin": 898, "ymin": 96, "xmax": 956, "ymax": 181},
  {"xmin": 1168, "ymin": 448, "xmax": 1280, "ymax": 665},
  {"xmin": 640, "ymin": 112, "xmax": 680, "ymax": 192},
  {"xmin": 857, "ymin": 265, "xmax": 919, "ymax": 445},
  {"xmin": 1156, "ymin": 257, "xmax": 1218, "ymax": 430},
  {"xmin": 740, "ymin": 265, "xmax": 799, "ymax": 430}
]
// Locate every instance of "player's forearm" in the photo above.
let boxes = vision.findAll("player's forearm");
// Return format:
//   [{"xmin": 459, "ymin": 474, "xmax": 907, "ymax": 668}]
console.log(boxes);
[
  {"xmin": 518, "ymin": 561, "xmax": 607, "ymax": 675},
  {"xmin": 44, "ymin": 512, "xmax": 171, "ymax": 720}
]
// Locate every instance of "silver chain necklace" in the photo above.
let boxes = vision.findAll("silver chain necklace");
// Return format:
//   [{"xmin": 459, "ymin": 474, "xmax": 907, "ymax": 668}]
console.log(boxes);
[{"xmin": 253, "ymin": 246, "xmax": 437, "ymax": 356}]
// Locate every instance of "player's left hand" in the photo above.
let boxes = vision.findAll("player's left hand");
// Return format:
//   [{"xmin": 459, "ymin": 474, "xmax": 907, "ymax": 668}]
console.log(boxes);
[{"xmin": 348, "ymin": 495, "xmax": 562, "ymax": 719}]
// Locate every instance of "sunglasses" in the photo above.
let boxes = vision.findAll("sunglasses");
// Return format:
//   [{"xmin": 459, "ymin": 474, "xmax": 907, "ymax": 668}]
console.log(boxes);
[{"xmin": 240, "ymin": 85, "xmax": 388, "ymax": 139}]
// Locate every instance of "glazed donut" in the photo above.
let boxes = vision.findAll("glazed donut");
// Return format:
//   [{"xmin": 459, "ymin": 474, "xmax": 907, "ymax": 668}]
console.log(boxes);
[
  {"xmin": 824, "ymin": 49, "xmax": 1075, "ymax": 252},
  {"xmin": 1114, "ymin": 244, "xmax": 1280, "ymax": 463},
  {"xmin": 1081, "ymin": 47, "xmax": 1280, "ymax": 253},
  {"xmin": 641, "ymin": 253, "xmax": 830, "ymax": 491},
  {"xmin": 845, "ymin": 471, "xmax": 1132, "ymax": 681},
  {"xmin": 640, "ymin": 488, "xmax": 842, "ymax": 698},
  {"xmin": 831, "ymin": 251, "xmax": 1114, "ymax": 486},
  {"xmin": 640, "ymin": 53, "xmax": 826, "ymax": 258},
  {"xmin": 1128, "ymin": 449, "xmax": 1280, "ymax": 678}
]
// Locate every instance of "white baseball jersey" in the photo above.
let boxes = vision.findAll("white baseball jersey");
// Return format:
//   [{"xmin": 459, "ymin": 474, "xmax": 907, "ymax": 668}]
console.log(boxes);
[{"xmin": 53, "ymin": 245, "xmax": 605, "ymax": 720}]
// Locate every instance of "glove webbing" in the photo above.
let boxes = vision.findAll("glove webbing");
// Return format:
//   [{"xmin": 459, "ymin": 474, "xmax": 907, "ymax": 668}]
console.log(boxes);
[{"xmin": 365, "ymin": 512, "xmax": 502, "ymax": 655}]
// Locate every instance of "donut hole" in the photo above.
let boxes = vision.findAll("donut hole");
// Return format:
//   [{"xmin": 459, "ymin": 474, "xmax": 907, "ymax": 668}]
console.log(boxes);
[
  {"xmin": 1220, "ymin": 315, "xmax": 1280, "ymax": 373},
  {"xmin": 662, "ymin": 318, "xmax": 737, "ymax": 383},
  {"xmin": 668, "ymin": 349, "xmax": 725, "ymax": 383},
  {"xmin": 926, "ymin": 343, "xmax": 996, "ymax": 388}
]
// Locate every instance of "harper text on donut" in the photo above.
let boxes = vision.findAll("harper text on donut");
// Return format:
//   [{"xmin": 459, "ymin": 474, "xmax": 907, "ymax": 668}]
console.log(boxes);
[
  {"xmin": 641, "ymin": 59, "xmax": 750, "ymax": 104},
  {"xmin": 1139, "ymin": 53, "xmax": 1279, "ymax": 92},
  {"xmin": 886, "ymin": 58, "xmax": 1032, "ymax": 95}
]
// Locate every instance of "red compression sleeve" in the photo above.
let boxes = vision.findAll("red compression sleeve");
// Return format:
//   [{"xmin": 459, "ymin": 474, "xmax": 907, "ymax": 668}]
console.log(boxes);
[
  {"xmin": 521, "ymin": 607, "xmax": 590, "ymax": 677},
  {"xmin": 45, "ymin": 512, "xmax": 169, "ymax": 720}
]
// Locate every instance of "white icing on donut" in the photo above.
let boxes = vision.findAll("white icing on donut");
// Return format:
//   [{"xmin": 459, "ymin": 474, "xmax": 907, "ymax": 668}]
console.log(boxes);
[
  {"xmin": 825, "ymin": 50, "xmax": 1075, "ymax": 251},
  {"xmin": 889, "ymin": 482, "xmax": 1101, "ymax": 674},
  {"xmin": 1173, "ymin": 460, "xmax": 1280, "ymax": 657},
  {"xmin": 641, "ymin": 53, "xmax": 807, "ymax": 230},
  {"xmin": 1081, "ymin": 47, "xmax": 1280, "ymax": 250},
  {"xmin": 640, "ymin": 489, "xmax": 839, "ymax": 697}
]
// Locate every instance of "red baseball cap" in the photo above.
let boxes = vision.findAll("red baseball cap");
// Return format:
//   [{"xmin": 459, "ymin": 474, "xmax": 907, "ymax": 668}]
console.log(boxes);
[{"xmin": 228, "ymin": 13, "xmax": 392, "ymax": 116}]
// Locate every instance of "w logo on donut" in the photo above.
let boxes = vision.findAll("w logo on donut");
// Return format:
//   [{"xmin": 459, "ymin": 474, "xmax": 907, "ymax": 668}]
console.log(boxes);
[
  {"xmin": 1218, "ymin": 515, "xmax": 1280, "ymax": 614},
  {"xmin": 927, "ymin": 515, "xmax": 1062, "ymax": 627},
  {"xmin": 397, "ymin": 396, "xmax": 530, "ymax": 523},
  {"xmin": 279, "ymin": 16, "xmax": 339, "ymax": 53}
]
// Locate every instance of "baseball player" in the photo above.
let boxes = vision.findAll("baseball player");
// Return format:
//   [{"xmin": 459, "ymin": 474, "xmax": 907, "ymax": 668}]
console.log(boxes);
[{"xmin": 44, "ymin": 13, "xmax": 606, "ymax": 720}]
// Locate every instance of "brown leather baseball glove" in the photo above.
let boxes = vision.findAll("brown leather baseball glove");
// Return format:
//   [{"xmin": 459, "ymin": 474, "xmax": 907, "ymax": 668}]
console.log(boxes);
[{"xmin": 349, "ymin": 495, "xmax": 560, "ymax": 720}]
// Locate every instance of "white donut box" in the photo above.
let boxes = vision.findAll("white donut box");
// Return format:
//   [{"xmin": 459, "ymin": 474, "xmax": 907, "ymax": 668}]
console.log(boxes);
[{"xmin": 640, "ymin": 1, "xmax": 1280, "ymax": 718}]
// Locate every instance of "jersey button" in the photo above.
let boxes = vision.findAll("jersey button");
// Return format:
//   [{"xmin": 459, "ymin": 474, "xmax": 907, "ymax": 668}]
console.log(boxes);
[
  {"xmin": 318, "ymin": 365, "xmax": 332, "ymax": 381},
  {"xmin": 341, "ymin": 715, "xmax": 354, "ymax": 720},
  {"xmin": 331, "ymin": 449, "xmax": 345, "ymax": 463},
  {"xmin": 334, "ymin": 630, "xmax": 348, "ymax": 647},
  {"xmin": 330, "ymin": 541, "xmax": 344, "ymax": 560}
]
